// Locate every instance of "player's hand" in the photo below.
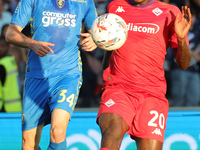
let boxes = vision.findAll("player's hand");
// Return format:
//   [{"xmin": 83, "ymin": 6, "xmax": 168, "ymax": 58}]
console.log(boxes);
[
  {"xmin": 79, "ymin": 33, "xmax": 97, "ymax": 51},
  {"xmin": 30, "ymin": 40, "xmax": 55, "ymax": 57},
  {"xmin": 174, "ymin": 6, "xmax": 192, "ymax": 40}
]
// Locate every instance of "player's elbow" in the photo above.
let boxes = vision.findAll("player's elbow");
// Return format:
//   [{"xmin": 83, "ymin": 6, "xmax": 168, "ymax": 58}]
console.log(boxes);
[
  {"xmin": 178, "ymin": 62, "xmax": 191, "ymax": 70},
  {"xmin": 181, "ymin": 66, "xmax": 189, "ymax": 71},
  {"xmin": 176, "ymin": 54, "xmax": 191, "ymax": 70},
  {"xmin": 5, "ymin": 37, "xmax": 10, "ymax": 44},
  {"xmin": 5, "ymin": 31, "xmax": 12, "ymax": 44}
]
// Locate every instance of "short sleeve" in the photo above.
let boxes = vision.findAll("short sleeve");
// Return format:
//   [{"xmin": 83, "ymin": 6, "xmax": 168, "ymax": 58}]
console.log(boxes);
[
  {"xmin": 83, "ymin": 0, "xmax": 98, "ymax": 30},
  {"xmin": 11, "ymin": 0, "xmax": 33, "ymax": 28}
]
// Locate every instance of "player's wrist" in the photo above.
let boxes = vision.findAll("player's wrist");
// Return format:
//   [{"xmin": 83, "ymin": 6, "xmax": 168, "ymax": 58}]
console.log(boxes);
[
  {"xmin": 27, "ymin": 38, "xmax": 35, "ymax": 49},
  {"xmin": 177, "ymin": 37, "xmax": 187, "ymax": 46}
]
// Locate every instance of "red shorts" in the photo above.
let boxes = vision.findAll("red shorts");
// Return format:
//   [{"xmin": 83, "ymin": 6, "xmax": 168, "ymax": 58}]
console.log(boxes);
[{"xmin": 97, "ymin": 84, "xmax": 169, "ymax": 143}]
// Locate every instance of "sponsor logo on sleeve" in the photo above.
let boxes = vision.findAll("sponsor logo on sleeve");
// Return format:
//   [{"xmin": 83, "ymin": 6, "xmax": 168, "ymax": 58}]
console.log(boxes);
[{"xmin": 14, "ymin": 2, "xmax": 21, "ymax": 13}]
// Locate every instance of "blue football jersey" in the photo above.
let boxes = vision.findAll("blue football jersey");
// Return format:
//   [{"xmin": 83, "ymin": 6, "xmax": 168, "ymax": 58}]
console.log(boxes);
[{"xmin": 11, "ymin": 0, "xmax": 97, "ymax": 78}]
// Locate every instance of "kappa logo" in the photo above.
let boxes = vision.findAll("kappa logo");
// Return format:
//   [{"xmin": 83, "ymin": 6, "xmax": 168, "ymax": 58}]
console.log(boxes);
[
  {"xmin": 105, "ymin": 99, "xmax": 115, "ymax": 107},
  {"xmin": 152, "ymin": 8, "xmax": 163, "ymax": 16},
  {"xmin": 115, "ymin": 6, "xmax": 125, "ymax": 12},
  {"xmin": 152, "ymin": 128, "xmax": 162, "ymax": 136}
]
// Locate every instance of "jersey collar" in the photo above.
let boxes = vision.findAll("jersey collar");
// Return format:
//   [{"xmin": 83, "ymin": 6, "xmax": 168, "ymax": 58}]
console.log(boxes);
[{"xmin": 129, "ymin": 0, "xmax": 155, "ymax": 8}]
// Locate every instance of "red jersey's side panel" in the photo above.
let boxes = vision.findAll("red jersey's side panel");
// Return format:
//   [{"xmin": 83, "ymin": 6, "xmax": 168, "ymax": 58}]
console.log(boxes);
[{"xmin": 104, "ymin": 0, "xmax": 188, "ymax": 96}]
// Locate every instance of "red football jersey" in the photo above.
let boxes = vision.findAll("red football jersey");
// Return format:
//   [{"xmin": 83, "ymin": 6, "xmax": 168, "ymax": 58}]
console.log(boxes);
[{"xmin": 103, "ymin": 0, "xmax": 189, "ymax": 96}]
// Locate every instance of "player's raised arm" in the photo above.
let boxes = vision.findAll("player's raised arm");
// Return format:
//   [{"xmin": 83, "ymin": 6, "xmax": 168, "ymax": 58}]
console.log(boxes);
[
  {"xmin": 174, "ymin": 6, "xmax": 192, "ymax": 70},
  {"xmin": 6, "ymin": 24, "xmax": 55, "ymax": 57}
]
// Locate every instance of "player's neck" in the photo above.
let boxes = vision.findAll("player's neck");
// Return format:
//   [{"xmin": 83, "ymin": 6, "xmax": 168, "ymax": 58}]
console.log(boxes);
[{"xmin": 132, "ymin": 0, "xmax": 153, "ymax": 6}]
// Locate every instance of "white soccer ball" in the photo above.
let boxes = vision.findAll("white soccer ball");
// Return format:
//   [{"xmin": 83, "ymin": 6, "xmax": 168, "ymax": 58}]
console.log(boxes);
[{"xmin": 91, "ymin": 13, "xmax": 128, "ymax": 51}]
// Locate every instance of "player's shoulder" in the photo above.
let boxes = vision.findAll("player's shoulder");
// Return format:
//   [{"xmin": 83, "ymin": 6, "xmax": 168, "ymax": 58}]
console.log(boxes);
[
  {"xmin": 108, "ymin": 0, "xmax": 129, "ymax": 7},
  {"xmin": 86, "ymin": 0, "xmax": 94, "ymax": 3},
  {"xmin": 108, "ymin": 0, "xmax": 129, "ymax": 10},
  {"xmin": 109, "ymin": 0, "xmax": 127, "ymax": 4},
  {"xmin": 87, "ymin": 0, "xmax": 97, "ymax": 4}
]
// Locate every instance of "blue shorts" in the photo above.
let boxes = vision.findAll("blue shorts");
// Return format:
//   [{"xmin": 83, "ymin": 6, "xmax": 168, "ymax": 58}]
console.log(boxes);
[{"xmin": 22, "ymin": 74, "xmax": 82, "ymax": 131}]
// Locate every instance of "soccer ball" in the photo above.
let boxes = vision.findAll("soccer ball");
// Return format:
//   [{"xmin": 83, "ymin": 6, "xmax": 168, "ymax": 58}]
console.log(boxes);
[{"xmin": 91, "ymin": 13, "xmax": 128, "ymax": 51}]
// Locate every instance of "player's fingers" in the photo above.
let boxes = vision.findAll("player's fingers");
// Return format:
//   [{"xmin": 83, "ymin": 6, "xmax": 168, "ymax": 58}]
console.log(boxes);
[
  {"xmin": 82, "ymin": 46, "xmax": 94, "ymax": 52},
  {"xmin": 48, "ymin": 48, "xmax": 54, "ymax": 54},
  {"xmin": 35, "ymin": 49, "xmax": 46, "ymax": 57},
  {"xmin": 38, "ymin": 51, "xmax": 46, "ymax": 57},
  {"xmin": 37, "ymin": 44, "xmax": 52, "ymax": 56},
  {"xmin": 39, "ymin": 46, "xmax": 54, "ymax": 54},
  {"xmin": 83, "ymin": 38, "xmax": 96, "ymax": 47},
  {"xmin": 187, "ymin": 8, "xmax": 192, "ymax": 23},
  {"xmin": 33, "ymin": 48, "xmax": 46, "ymax": 57},
  {"xmin": 181, "ymin": 6, "xmax": 185, "ymax": 16},
  {"xmin": 82, "ymin": 42, "xmax": 97, "ymax": 52},
  {"xmin": 183, "ymin": 6, "xmax": 189, "ymax": 18},
  {"xmin": 36, "ymin": 53, "xmax": 43, "ymax": 57},
  {"xmin": 80, "ymin": 33, "xmax": 90, "ymax": 38},
  {"xmin": 38, "ymin": 47, "xmax": 50, "ymax": 56},
  {"xmin": 43, "ymin": 47, "xmax": 54, "ymax": 54},
  {"xmin": 45, "ymin": 43, "xmax": 55, "ymax": 54},
  {"xmin": 80, "ymin": 37, "xmax": 90, "ymax": 46},
  {"xmin": 48, "ymin": 43, "xmax": 55, "ymax": 47}
]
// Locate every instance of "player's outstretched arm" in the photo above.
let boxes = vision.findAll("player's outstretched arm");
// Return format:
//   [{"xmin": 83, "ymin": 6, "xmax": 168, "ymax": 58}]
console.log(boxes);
[
  {"xmin": 6, "ymin": 24, "xmax": 54, "ymax": 57},
  {"xmin": 174, "ymin": 6, "xmax": 192, "ymax": 70}
]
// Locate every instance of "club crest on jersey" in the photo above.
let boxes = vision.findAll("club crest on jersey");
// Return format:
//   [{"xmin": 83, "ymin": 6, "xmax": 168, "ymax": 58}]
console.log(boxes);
[
  {"xmin": 152, "ymin": 8, "xmax": 163, "ymax": 16},
  {"xmin": 105, "ymin": 99, "xmax": 115, "ymax": 107},
  {"xmin": 56, "ymin": 0, "xmax": 65, "ymax": 8}
]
